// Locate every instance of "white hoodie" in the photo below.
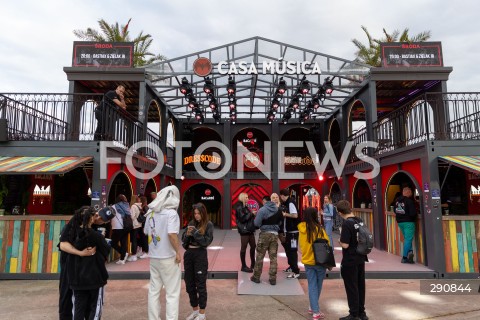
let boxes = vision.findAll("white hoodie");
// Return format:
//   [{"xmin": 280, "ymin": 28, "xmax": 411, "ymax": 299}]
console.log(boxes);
[{"xmin": 144, "ymin": 186, "xmax": 180, "ymax": 259}]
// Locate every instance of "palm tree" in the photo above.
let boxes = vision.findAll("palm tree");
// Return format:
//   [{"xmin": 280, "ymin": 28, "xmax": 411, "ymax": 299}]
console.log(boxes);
[
  {"xmin": 352, "ymin": 26, "xmax": 431, "ymax": 67},
  {"xmin": 73, "ymin": 18, "xmax": 166, "ymax": 67}
]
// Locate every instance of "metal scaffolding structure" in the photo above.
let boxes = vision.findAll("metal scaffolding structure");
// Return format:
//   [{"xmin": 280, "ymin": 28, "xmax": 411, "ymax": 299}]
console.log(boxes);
[{"xmin": 145, "ymin": 36, "xmax": 371, "ymax": 120}]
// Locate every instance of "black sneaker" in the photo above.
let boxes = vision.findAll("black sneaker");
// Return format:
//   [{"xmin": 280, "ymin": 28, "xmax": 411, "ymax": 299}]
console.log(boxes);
[
  {"xmin": 401, "ymin": 257, "xmax": 408, "ymax": 263},
  {"xmin": 283, "ymin": 267, "xmax": 292, "ymax": 273},
  {"xmin": 241, "ymin": 267, "xmax": 253, "ymax": 273},
  {"xmin": 359, "ymin": 313, "xmax": 369, "ymax": 320},
  {"xmin": 269, "ymin": 279, "xmax": 276, "ymax": 285},
  {"xmin": 339, "ymin": 315, "xmax": 360, "ymax": 320},
  {"xmin": 250, "ymin": 276, "xmax": 260, "ymax": 284},
  {"xmin": 407, "ymin": 251, "xmax": 414, "ymax": 263}
]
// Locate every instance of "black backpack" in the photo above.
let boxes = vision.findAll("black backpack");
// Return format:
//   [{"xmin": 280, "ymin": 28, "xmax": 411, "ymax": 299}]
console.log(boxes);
[{"xmin": 349, "ymin": 217, "xmax": 373, "ymax": 255}]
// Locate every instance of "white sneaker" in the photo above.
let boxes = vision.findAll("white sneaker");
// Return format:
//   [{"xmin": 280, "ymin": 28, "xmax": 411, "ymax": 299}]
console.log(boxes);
[
  {"xmin": 286, "ymin": 273, "xmax": 300, "ymax": 279},
  {"xmin": 127, "ymin": 255, "xmax": 138, "ymax": 262},
  {"xmin": 116, "ymin": 253, "xmax": 128, "ymax": 264},
  {"xmin": 138, "ymin": 252, "xmax": 149, "ymax": 259},
  {"xmin": 185, "ymin": 310, "xmax": 199, "ymax": 320},
  {"xmin": 196, "ymin": 313, "xmax": 206, "ymax": 320}
]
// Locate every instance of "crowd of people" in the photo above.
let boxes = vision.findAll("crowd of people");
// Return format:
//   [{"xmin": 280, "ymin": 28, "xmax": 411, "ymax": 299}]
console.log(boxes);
[{"xmin": 58, "ymin": 184, "xmax": 382, "ymax": 320}]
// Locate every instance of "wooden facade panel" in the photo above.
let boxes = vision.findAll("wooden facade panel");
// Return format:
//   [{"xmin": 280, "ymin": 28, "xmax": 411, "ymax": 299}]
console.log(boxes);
[
  {"xmin": 0, "ymin": 218, "xmax": 68, "ymax": 273},
  {"xmin": 0, "ymin": 217, "xmax": 123, "ymax": 274},
  {"xmin": 385, "ymin": 213, "xmax": 424, "ymax": 264},
  {"xmin": 442, "ymin": 219, "xmax": 479, "ymax": 273}
]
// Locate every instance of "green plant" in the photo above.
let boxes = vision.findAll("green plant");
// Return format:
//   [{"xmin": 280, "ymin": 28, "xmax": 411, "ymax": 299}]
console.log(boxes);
[{"xmin": 0, "ymin": 175, "xmax": 8, "ymax": 209}]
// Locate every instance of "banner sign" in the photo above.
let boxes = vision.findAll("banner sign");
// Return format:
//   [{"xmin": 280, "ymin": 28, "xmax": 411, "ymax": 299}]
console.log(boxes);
[
  {"xmin": 72, "ymin": 42, "xmax": 134, "ymax": 67},
  {"xmin": 381, "ymin": 42, "xmax": 443, "ymax": 67}
]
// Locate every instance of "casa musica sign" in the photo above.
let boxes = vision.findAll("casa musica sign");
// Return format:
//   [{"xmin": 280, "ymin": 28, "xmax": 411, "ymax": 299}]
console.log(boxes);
[
  {"xmin": 218, "ymin": 60, "xmax": 321, "ymax": 75},
  {"xmin": 193, "ymin": 57, "xmax": 321, "ymax": 76}
]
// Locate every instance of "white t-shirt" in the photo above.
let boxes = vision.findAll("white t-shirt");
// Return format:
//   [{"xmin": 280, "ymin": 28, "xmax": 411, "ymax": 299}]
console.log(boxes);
[{"xmin": 144, "ymin": 208, "xmax": 180, "ymax": 259}]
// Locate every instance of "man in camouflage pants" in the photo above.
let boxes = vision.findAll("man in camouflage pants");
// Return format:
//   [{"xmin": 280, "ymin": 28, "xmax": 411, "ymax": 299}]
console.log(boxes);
[{"xmin": 250, "ymin": 196, "xmax": 284, "ymax": 285}]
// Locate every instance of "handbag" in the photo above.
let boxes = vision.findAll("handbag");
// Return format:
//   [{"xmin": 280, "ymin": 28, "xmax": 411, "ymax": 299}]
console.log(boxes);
[
  {"xmin": 135, "ymin": 205, "xmax": 146, "ymax": 224},
  {"xmin": 312, "ymin": 238, "xmax": 336, "ymax": 268},
  {"xmin": 122, "ymin": 214, "xmax": 134, "ymax": 231}
]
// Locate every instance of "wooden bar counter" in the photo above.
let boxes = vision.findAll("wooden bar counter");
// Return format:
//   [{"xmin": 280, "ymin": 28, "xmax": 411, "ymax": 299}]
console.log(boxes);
[
  {"xmin": 0, "ymin": 215, "xmax": 70, "ymax": 274},
  {"xmin": 385, "ymin": 211, "xmax": 425, "ymax": 264},
  {"xmin": 442, "ymin": 215, "xmax": 480, "ymax": 273},
  {"xmin": 0, "ymin": 215, "xmax": 122, "ymax": 274}
]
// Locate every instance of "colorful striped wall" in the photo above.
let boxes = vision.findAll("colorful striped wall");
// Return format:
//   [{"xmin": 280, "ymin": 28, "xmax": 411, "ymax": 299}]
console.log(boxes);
[
  {"xmin": 442, "ymin": 217, "xmax": 480, "ymax": 273},
  {"xmin": 0, "ymin": 216, "xmax": 123, "ymax": 274},
  {"xmin": 385, "ymin": 212, "xmax": 425, "ymax": 264},
  {"xmin": 0, "ymin": 217, "xmax": 68, "ymax": 273},
  {"xmin": 352, "ymin": 208, "xmax": 374, "ymax": 236}
]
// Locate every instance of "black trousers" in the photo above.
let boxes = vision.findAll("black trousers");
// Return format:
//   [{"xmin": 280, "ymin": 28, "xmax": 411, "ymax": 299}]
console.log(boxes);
[
  {"xmin": 72, "ymin": 287, "xmax": 104, "ymax": 320},
  {"xmin": 340, "ymin": 263, "xmax": 366, "ymax": 317},
  {"xmin": 129, "ymin": 228, "xmax": 138, "ymax": 255},
  {"xmin": 137, "ymin": 227, "xmax": 148, "ymax": 253},
  {"xmin": 59, "ymin": 260, "xmax": 73, "ymax": 320},
  {"xmin": 240, "ymin": 233, "xmax": 256, "ymax": 268},
  {"xmin": 281, "ymin": 232, "xmax": 300, "ymax": 274},
  {"xmin": 184, "ymin": 248, "xmax": 209, "ymax": 309},
  {"xmin": 111, "ymin": 229, "xmax": 128, "ymax": 260}
]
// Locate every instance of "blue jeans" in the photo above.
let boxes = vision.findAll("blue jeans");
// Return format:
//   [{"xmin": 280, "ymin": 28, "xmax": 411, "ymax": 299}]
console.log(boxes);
[
  {"xmin": 324, "ymin": 219, "xmax": 334, "ymax": 247},
  {"xmin": 305, "ymin": 264, "xmax": 326, "ymax": 314},
  {"xmin": 398, "ymin": 222, "xmax": 415, "ymax": 257}
]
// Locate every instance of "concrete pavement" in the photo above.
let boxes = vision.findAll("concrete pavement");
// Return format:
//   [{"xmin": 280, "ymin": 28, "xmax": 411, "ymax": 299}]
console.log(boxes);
[{"xmin": 1, "ymin": 278, "xmax": 479, "ymax": 320}]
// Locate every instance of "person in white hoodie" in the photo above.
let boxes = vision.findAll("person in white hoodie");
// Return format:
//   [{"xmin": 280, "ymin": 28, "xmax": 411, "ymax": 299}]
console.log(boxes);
[{"xmin": 144, "ymin": 185, "xmax": 182, "ymax": 320}]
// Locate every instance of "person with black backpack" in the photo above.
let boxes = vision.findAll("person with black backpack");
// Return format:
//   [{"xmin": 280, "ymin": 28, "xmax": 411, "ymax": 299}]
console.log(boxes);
[{"xmin": 337, "ymin": 200, "xmax": 369, "ymax": 320}]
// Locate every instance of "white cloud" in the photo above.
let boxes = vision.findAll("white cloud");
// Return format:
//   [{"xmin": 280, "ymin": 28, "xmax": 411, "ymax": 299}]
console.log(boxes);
[{"xmin": 1, "ymin": 0, "xmax": 480, "ymax": 92}]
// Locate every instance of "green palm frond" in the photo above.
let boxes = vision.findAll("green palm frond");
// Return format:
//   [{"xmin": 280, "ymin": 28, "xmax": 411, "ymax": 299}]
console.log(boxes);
[
  {"xmin": 352, "ymin": 26, "xmax": 432, "ymax": 67},
  {"xmin": 73, "ymin": 18, "xmax": 165, "ymax": 67}
]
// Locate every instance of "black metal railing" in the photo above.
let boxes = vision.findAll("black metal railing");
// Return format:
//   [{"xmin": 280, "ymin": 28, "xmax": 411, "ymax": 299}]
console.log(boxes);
[
  {"xmin": 0, "ymin": 93, "xmax": 163, "ymax": 152},
  {"xmin": 345, "ymin": 92, "xmax": 480, "ymax": 159},
  {"xmin": 0, "ymin": 93, "xmax": 69, "ymax": 141},
  {"xmin": 347, "ymin": 127, "xmax": 368, "ymax": 163}
]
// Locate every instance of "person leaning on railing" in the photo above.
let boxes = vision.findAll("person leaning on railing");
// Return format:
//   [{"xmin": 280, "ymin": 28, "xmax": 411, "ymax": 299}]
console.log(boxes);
[{"xmin": 94, "ymin": 85, "xmax": 127, "ymax": 141}]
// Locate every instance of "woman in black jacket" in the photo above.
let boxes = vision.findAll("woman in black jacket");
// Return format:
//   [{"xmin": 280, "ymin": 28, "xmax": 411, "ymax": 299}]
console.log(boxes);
[
  {"xmin": 233, "ymin": 192, "xmax": 256, "ymax": 272},
  {"xmin": 182, "ymin": 203, "xmax": 214, "ymax": 320},
  {"xmin": 66, "ymin": 206, "xmax": 110, "ymax": 320}
]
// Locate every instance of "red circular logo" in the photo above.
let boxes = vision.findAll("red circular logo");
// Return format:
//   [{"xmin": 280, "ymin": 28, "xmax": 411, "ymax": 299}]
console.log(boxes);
[
  {"xmin": 205, "ymin": 189, "xmax": 211, "ymax": 196},
  {"xmin": 244, "ymin": 152, "xmax": 260, "ymax": 168},
  {"xmin": 246, "ymin": 132, "xmax": 253, "ymax": 139},
  {"xmin": 193, "ymin": 57, "xmax": 212, "ymax": 77}
]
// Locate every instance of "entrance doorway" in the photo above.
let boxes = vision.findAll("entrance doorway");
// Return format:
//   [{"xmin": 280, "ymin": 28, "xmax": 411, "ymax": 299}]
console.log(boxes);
[
  {"xmin": 108, "ymin": 172, "xmax": 133, "ymax": 204},
  {"xmin": 182, "ymin": 183, "xmax": 222, "ymax": 227},
  {"xmin": 231, "ymin": 183, "xmax": 270, "ymax": 228}
]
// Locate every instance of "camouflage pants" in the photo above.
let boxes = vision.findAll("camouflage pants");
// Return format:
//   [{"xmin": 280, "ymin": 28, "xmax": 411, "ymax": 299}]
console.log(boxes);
[{"xmin": 253, "ymin": 232, "xmax": 279, "ymax": 281}]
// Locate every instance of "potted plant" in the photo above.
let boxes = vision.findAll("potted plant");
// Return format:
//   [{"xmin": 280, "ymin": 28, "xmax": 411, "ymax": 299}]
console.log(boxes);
[{"xmin": 0, "ymin": 175, "xmax": 8, "ymax": 215}]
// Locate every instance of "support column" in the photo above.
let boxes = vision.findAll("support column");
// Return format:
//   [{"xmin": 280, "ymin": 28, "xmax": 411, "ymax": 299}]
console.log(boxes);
[{"xmin": 421, "ymin": 153, "xmax": 446, "ymax": 273}]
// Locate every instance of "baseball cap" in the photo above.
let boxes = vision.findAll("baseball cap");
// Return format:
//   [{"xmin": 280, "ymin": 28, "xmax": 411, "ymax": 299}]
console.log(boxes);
[{"xmin": 98, "ymin": 206, "xmax": 116, "ymax": 222}]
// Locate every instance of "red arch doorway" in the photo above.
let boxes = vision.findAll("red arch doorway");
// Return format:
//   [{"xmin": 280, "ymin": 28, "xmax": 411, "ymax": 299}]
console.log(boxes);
[
  {"xmin": 231, "ymin": 183, "xmax": 270, "ymax": 228},
  {"xmin": 182, "ymin": 183, "xmax": 222, "ymax": 227},
  {"xmin": 280, "ymin": 182, "xmax": 321, "ymax": 221}
]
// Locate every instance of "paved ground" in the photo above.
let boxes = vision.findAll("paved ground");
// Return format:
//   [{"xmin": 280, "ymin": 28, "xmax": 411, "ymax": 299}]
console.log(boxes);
[{"xmin": 1, "ymin": 278, "xmax": 480, "ymax": 320}]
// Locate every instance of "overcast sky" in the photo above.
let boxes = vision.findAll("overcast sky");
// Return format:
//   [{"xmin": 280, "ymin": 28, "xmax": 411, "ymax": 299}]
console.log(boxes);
[{"xmin": 1, "ymin": 0, "xmax": 479, "ymax": 93}]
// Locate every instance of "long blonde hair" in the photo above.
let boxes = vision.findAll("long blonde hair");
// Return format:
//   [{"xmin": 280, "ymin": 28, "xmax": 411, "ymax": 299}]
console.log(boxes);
[{"xmin": 238, "ymin": 193, "xmax": 249, "ymax": 205}]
